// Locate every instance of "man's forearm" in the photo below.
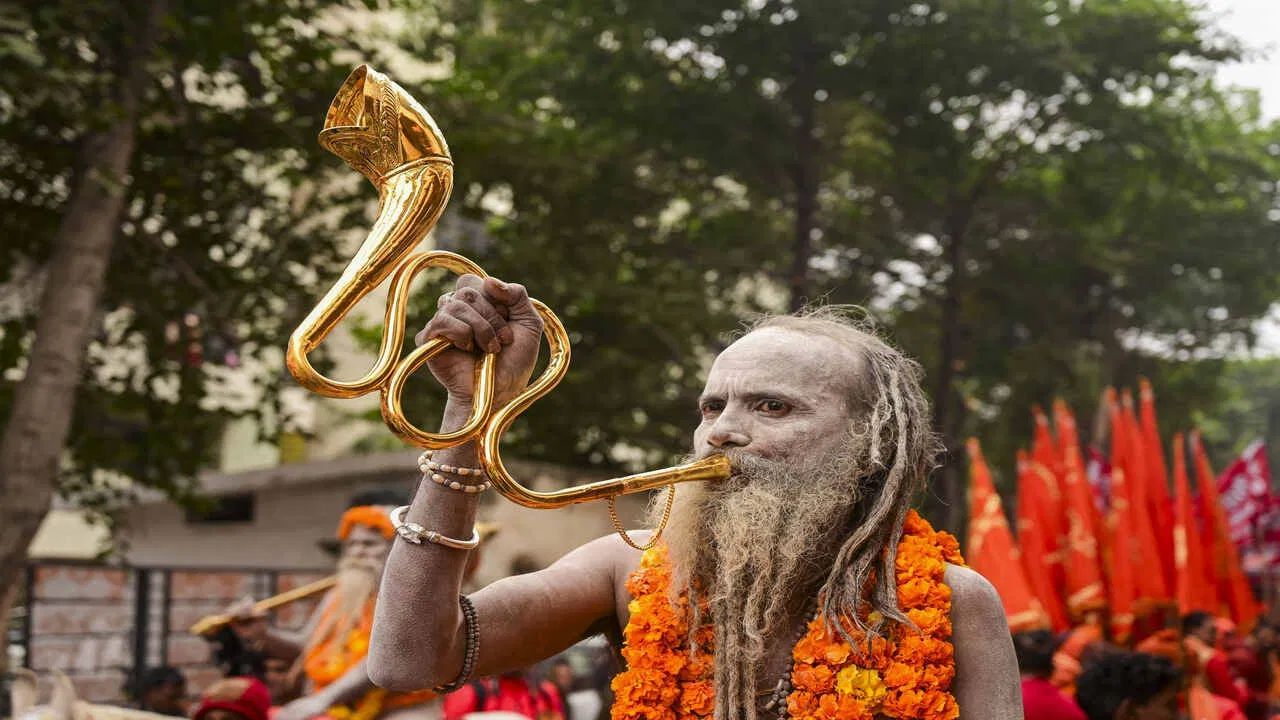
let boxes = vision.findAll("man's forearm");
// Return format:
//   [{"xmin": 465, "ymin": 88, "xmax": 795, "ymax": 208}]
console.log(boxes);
[{"xmin": 368, "ymin": 398, "xmax": 482, "ymax": 691}]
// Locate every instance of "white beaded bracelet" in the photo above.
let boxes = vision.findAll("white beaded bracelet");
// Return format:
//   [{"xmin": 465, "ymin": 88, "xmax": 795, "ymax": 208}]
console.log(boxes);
[
  {"xmin": 390, "ymin": 505, "xmax": 481, "ymax": 550},
  {"xmin": 417, "ymin": 451, "xmax": 491, "ymax": 494},
  {"xmin": 418, "ymin": 450, "xmax": 484, "ymax": 476}
]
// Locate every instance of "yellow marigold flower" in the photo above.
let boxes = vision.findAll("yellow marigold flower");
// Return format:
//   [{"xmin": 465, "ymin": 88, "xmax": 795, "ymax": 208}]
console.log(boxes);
[{"xmin": 835, "ymin": 666, "xmax": 887, "ymax": 706}]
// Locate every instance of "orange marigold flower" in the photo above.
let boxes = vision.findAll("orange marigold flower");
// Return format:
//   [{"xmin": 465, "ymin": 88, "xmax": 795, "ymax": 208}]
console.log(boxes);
[
  {"xmin": 882, "ymin": 661, "xmax": 919, "ymax": 691},
  {"xmin": 787, "ymin": 690, "xmax": 818, "ymax": 718},
  {"xmin": 794, "ymin": 632, "xmax": 825, "ymax": 665},
  {"xmin": 677, "ymin": 680, "xmax": 714, "ymax": 716},
  {"xmin": 822, "ymin": 640, "xmax": 852, "ymax": 665},
  {"xmin": 906, "ymin": 606, "xmax": 951, "ymax": 636},
  {"xmin": 920, "ymin": 662, "xmax": 956, "ymax": 690},
  {"xmin": 794, "ymin": 663, "xmax": 835, "ymax": 693}
]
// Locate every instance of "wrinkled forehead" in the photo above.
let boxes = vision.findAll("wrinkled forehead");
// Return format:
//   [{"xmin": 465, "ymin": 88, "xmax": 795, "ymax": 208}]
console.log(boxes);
[{"xmin": 704, "ymin": 327, "xmax": 863, "ymax": 401}]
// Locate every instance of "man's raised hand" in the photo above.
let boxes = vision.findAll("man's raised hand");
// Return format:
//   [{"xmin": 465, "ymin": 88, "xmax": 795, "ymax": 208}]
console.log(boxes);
[{"xmin": 416, "ymin": 274, "xmax": 544, "ymax": 408}]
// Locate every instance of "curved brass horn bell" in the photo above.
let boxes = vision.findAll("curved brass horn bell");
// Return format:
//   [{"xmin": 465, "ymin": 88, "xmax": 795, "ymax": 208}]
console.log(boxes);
[{"xmin": 286, "ymin": 65, "xmax": 730, "ymax": 512}]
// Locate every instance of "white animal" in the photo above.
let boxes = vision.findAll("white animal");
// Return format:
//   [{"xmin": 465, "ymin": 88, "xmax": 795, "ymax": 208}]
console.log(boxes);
[{"xmin": 8, "ymin": 670, "xmax": 174, "ymax": 720}]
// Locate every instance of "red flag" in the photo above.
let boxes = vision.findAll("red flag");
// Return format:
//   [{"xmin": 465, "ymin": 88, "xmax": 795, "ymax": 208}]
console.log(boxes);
[
  {"xmin": 1053, "ymin": 399, "xmax": 1108, "ymax": 619},
  {"xmin": 1216, "ymin": 440, "xmax": 1273, "ymax": 547},
  {"xmin": 967, "ymin": 438, "xmax": 1050, "ymax": 632},
  {"xmin": 1192, "ymin": 432, "xmax": 1262, "ymax": 627},
  {"xmin": 1173, "ymin": 433, "xmax": 1215, "ymax": 614},
  {"xmin": 1138, "ymin": 379, "xmax": 1177, "ymax": 592},
  {"xmin": 1016, "ymin": 449, "xmax": 1071, "ymax": 631}
]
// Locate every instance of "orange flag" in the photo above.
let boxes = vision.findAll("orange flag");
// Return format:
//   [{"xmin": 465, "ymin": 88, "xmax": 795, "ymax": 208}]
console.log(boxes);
[
  {"xmin": 1029, "ymin": 406, "xmax": 1068, "ymax": 589},
  {"xmin": 1172, "ymin": 433, "xmax": 1215, "ymax": 614},
  {"xmin": 967, "ymin": 438, "xmax": 1050, "ymax": 632},
  {"xmin": 1191, "ymin": 432, "xmax": 1262, "ymax": 626},
  {"xmin": 1053, "ymin": 399, "xmax": 1107, "ymax": 618},
  {"xmin": 1114, "ymin": 391, "xmax": 1170, "ymax": 604},
  {"xmin": 1138, "ymin": 380, "xmax": 1177, "ymax": 593},
  {"xmin": 1016, "ymin": 449, "xmax": 1071, "ymax": 631},
  {"xmin": 1104, "ymin": 440, "xmax": 1138, "ymax": 639},
  {"xmin": 1032, "ymin": 404, "xmax": 1065, "ymax": 478}
]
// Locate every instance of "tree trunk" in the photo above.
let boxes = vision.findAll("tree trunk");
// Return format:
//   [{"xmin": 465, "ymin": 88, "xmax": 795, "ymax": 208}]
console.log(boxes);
[
  {"xmin": 0, "ymin": 0, "xmax": 163, "ymax": 673},
  {"xmin": 787, "ymin": 39, "xmax": 819, "ymax": 311},
  {"xmin": 934, "ymin": 208, "xmax": 969, "ymax": 535}
]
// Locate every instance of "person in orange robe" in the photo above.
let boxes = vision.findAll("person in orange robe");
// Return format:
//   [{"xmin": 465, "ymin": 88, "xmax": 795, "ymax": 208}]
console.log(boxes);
[{"xmin": 224, "ymin": 493, "xmax": 497, "ymax": 720}]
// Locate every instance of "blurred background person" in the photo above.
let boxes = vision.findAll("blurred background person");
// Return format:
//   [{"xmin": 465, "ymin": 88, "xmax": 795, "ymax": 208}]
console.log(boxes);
[
  {"xmin": 1014, "ymin": 629, "xmax": 1086, "ymax": 720},
  {"xmin": 191, "ymin": 677, "xmax": 271, "ymax": 720},
  {"xmin": 1185, "ymin": 611, "xmax": 1250, "ymax": 713},
  {"xmin": 126, "ymin": 666, "xmax": 188, "ymax": 718},
  {"xmin": 1074, "ymin": 651, "xmax": 1181, "ymax": 720},
  {"xmin": 222, "ymin": 491, "xmax": 439, "ymax": 720}
]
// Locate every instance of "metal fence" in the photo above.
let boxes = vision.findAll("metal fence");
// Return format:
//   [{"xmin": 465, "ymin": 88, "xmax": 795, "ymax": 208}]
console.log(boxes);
[{"xmin": 13, "ymin": 561, "xmax": 327, "ymax": 704}]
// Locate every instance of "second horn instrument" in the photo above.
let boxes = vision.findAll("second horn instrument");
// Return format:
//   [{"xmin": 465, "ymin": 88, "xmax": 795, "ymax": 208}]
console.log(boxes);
[{"xmin": 286, "ymin": 65, "xmax": 729, "ymax": 510}]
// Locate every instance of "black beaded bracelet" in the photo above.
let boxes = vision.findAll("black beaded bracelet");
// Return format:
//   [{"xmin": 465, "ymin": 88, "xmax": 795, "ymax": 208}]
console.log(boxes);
[{"xmin": 433, "ymin": 595, "xmax": 479, "ymax": 693}]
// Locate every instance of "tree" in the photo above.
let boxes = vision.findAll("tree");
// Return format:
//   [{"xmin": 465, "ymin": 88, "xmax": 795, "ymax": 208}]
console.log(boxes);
[
  {"xmin": 0, "ymin": 0, "xmax": 374, "ymax": 665},
  {"xmin": 0, "ymin": 0, "xmax": 163, "ymax": 674},
  {"xmin": 373, "ymin": 0, "xmax": 1279, "ymax": 532}
]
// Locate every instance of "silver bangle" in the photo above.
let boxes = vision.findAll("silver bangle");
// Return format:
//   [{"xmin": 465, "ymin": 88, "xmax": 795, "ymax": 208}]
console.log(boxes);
[{"xmin": 389, "ymin": 505, "xmax": 481, "ymax": 550}]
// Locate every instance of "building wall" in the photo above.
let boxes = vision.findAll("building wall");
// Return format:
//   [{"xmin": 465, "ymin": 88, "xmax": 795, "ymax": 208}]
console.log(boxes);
[
  {"xmin": 120, "ymin": 452, "xmax": 651, "ymax": 586},
  {"xmin": 27, "ymin": 510, "xmax": 111, "ymax": 560}
]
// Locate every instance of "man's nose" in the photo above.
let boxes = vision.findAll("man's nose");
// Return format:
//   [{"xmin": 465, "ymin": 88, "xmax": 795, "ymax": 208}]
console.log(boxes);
[{"xmin": 706, "ymin": 412, "xmax": 750, "ymax": 449}]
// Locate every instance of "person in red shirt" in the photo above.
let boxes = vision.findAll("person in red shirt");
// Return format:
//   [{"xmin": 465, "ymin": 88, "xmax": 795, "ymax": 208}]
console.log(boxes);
[
  {"xmin": 1015, "ymin": 630, "xmax": 1088, "ymax": 720},
  {"xmin": 1185, "ymin": 611, "xmax": 1250, "ymax": 710},
  {"xmin": 443, "ymin": 671, "xmax": 565, "ymax": 720},
  {"xmin": 192, "ymin": 677, "xmax": 271, "ymax": 720}
]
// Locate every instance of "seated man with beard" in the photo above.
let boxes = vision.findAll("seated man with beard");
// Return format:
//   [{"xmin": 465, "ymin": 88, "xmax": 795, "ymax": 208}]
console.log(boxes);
[
  {"xmin": 227, "ymin": 494, "xmax": 439, "ymax": 720},
  {"xmin": 368, "ymin": 276, "xmax": 1022, "ymax": 719}
]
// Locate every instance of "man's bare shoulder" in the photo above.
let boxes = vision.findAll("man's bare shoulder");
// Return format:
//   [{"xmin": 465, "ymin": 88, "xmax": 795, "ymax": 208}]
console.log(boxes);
[
  {"xmin": 943, "ymin": 563, "xmax": 1007, "ymax": 625},
  {"xmin": 943, "ymin": 564, "xmax": 1022, "ymax": 719}
]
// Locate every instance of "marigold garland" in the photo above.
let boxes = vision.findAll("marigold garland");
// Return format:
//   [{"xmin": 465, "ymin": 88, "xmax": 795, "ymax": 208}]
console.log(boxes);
[{"xmin": 611, "ymin": 510, "xmax": 965, "ymax": 720}]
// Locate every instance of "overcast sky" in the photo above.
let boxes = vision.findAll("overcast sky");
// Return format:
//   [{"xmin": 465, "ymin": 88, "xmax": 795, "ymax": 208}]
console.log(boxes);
[
  {"xmin": 1198, "ymin": 0, "xmax": 1279, "ymax": 355},
  {"xmin": 1202, "ymin": 0, "xmax": 1280, "ymax": 121}
]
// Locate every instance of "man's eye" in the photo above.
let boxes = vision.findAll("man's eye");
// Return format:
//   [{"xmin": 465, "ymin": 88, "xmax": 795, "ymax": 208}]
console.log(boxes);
[
  {"xmin": 755, "ymin": 399, "xmax": 790, "ymax": 415},
  {"xmin": 700, "ymin": 401, "xmax": 724, "ymax": 418}
]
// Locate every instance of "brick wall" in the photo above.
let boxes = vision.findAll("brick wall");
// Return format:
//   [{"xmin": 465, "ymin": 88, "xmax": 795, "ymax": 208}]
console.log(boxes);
[{"xmin": 21, "ymin": 563, "xmax": 325, "ymax": 705}]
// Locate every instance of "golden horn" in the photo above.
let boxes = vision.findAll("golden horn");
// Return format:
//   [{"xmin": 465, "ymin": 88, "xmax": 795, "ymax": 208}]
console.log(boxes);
[{"xmin": 287, "ymin": 65, "xmax": 731, "ymax": 510}]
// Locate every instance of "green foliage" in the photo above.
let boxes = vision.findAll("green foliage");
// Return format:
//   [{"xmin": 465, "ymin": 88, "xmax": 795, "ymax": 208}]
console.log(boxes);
[
  {"xmin": 0, "ymin": 1, "xmax": 375, "ymax": 516},
  {"xmin": 370, "ymin": 0, "xmax": 1279, "ymax": 493},
  {"xmin": 1196, "ymin": 357, "xmax": 1280, "ymax": 471},
  {"xmin": 4, "ymin": 0, "xmax": 1277, "ymax": 526}
]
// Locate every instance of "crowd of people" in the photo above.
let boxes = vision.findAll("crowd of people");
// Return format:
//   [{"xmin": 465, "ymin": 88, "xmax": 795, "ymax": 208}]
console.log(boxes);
[
  {"xmin": 16, "ymin": 297, "xmax": 1273, "ymax": 720},
  {"xmin": 119, "ymin": 488, "xmax": 620, "ymax": 720},
  {"xmin": 125, "ymin": 648, "xmax": 614, "ymax": 720},
  {"xmin": 1015, "ymin": 612, "xmax": 1280, "ymax": 720}
]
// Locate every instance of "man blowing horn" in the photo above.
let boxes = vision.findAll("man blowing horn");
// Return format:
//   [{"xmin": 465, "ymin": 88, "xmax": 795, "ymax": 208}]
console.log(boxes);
[{"xmin": 366, "ymin": 275, "xmax": 1021, "ymax": 719}]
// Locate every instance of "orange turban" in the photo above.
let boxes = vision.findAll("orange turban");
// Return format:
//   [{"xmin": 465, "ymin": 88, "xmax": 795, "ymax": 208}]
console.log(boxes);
[{"xmin": 336, "ymin": 505, "xmax": 395, "ymax": 540}]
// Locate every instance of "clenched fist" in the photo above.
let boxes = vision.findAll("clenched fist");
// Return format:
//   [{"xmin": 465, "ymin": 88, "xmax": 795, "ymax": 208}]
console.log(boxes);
[{"xmin": 416, "ymin": 274, "xmax": 543, "ymax": 408}]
